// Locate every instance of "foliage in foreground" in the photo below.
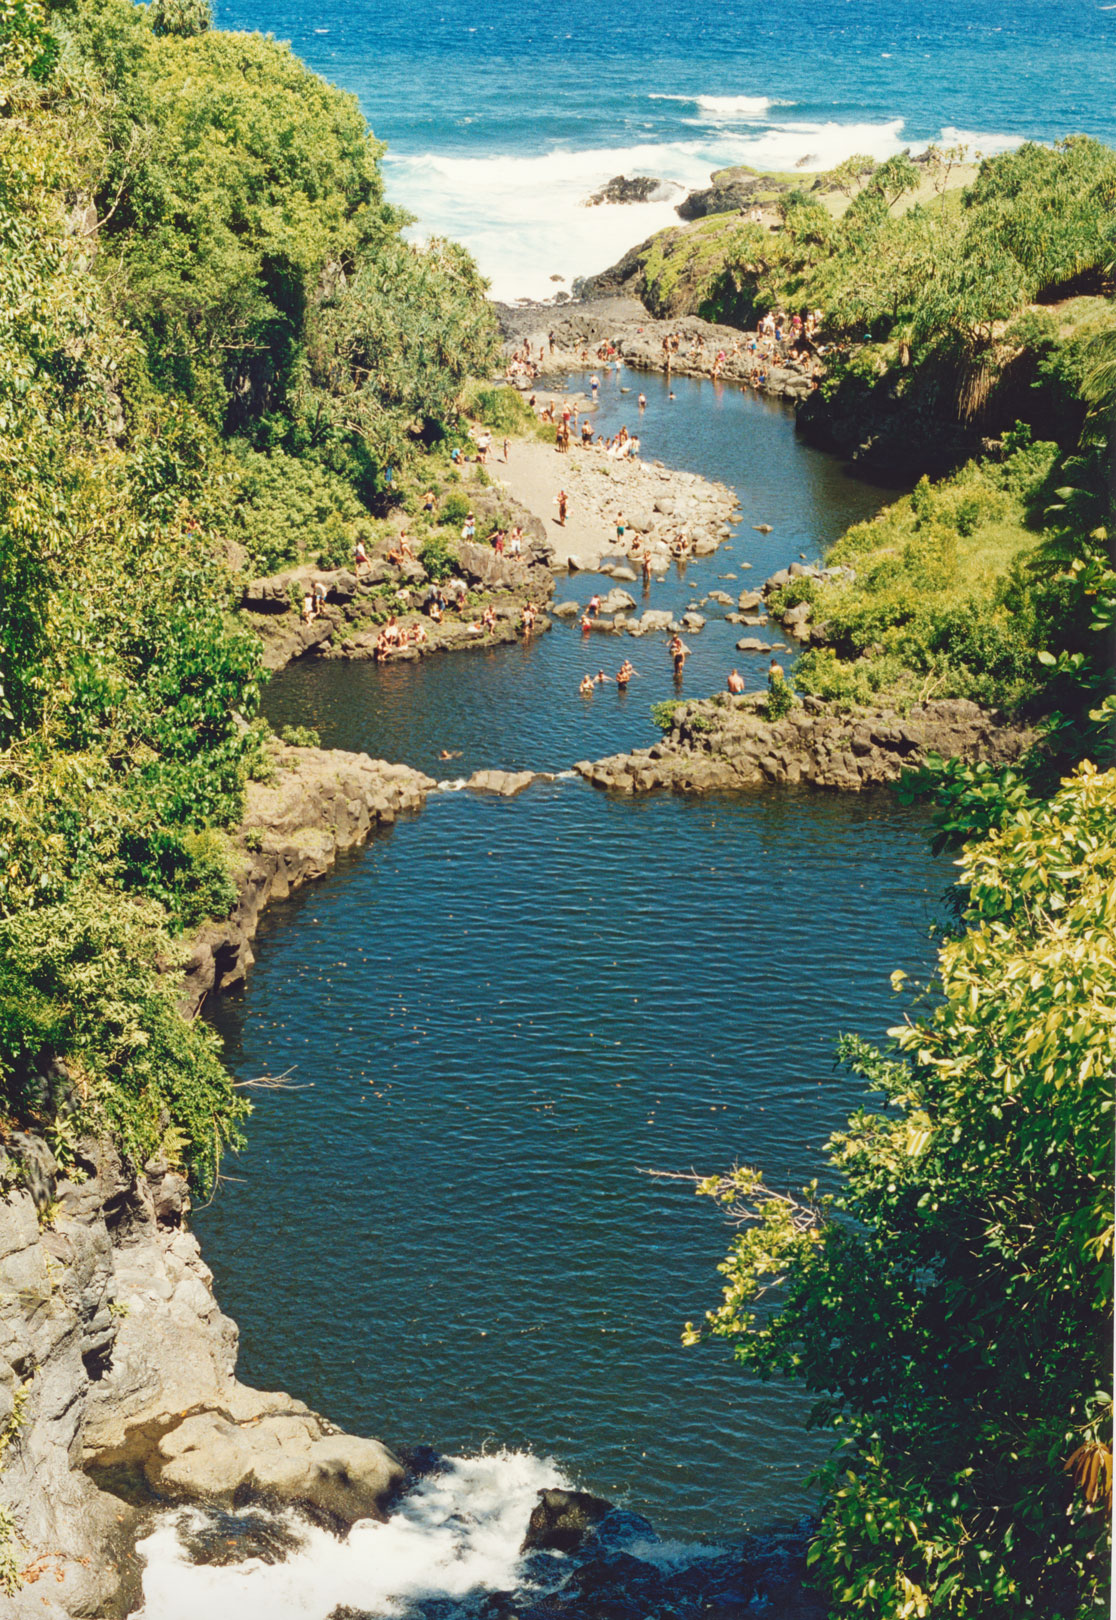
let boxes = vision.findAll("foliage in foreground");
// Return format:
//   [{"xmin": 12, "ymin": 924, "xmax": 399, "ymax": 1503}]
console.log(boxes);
[{"xmin": 688, "ymin": 764, "xmax": 1115, "ymax": 1617}]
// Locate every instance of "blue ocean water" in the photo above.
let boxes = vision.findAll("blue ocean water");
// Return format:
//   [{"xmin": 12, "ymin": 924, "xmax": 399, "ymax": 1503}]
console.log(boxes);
[{"xmin": 213, "ymin": 0, "xmax": 1116, "ymax": 297}]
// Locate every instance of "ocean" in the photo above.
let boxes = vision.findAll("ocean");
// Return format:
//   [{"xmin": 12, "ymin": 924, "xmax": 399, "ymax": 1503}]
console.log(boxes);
[{"xmin": 212, "ymin": 0, "xmax": 1116, "ymax": 300}]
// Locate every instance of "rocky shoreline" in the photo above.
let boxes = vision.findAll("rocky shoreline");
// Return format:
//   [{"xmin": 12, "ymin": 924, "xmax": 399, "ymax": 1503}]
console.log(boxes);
[
  {"xmin": 574, "ymin": 692, "xmax": 1035, "ymax": 795},
  {"xmin": 497, "ymin": 294, "xmax": 819, "ymax": 407},
  {"xmin": 240, "ymin": 490, "xmax": 557, "ymax": 676},
  {"xmin": 0, "ymin": 743, "xmax": 434, "ymax": 1618}
]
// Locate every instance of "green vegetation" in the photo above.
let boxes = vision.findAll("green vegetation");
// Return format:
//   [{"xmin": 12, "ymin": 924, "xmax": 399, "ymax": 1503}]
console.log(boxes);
[
  {"xmin": 687, "ymin": 764, "xmax": 1114, "ymax": 1616},
  {"xmin": 651, "ymin": 699, "xmax": 684, "ymax": 731},
  {"xmin": 679, "ymin": 146, "xmax": 1116, "ymax": 1617},
  {"xmin": 633, "ymin": 139, "xmax": 1116, "ymax": 468},
  {"xmin": 0, "ymin": 0, "xmax": 498, "ymax": 1196}
]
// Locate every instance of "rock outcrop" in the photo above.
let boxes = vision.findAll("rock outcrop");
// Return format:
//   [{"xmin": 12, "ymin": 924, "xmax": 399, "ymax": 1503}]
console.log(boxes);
[
  {"xmin": 575, "ymin": 694, "xmax": 1035, "ymax": 795},
  {"xmin": 0, "ymin": 1134, "xmax": 405, "ymax": 1619},
  {"xmin": 240, "ymin": 490, "xmax": 555, "ymax": 674},
  {"xmin": 183, "ymin": 745, "xmax": 434, "ymax": 1015},
  {"xmin": 584, "ymin": 175, "xmax": 682, "ymax": 207},
  {"xmin": 501, "ymin": 301, "xmax": 818, "ymax": 405}
]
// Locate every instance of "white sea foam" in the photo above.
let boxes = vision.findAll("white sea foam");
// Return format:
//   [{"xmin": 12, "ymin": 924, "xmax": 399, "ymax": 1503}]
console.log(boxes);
[
  {"xmin": 132, "ymin": 1450, "xmax": 569, "ymax": 1620},
  {"xmin": 938, "ymin": 125, "xmax": 1026, "ymax": 156},
  {"xmin": 386, "ymin": 100, "xmax": 1033, "ymax": 303},
  {"xmin": 694, "ymin": 93, "xmax": 794, "ymax": 121},
  {"xmin": 649, "ymin": 92, "xmax": 790, "ymax": 120},
  {"xmin": 387, "ymin": 119, "xmax": 905, "ymax": 302}
]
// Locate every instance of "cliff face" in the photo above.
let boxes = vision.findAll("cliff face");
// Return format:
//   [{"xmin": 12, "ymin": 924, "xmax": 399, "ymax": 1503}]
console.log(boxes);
[{"xmin": 0, "ymin": 747, "xmax": 435, "ymax": 1616}]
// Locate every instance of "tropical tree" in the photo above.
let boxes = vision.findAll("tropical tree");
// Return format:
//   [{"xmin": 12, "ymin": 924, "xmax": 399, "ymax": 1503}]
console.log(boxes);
[{"xmin": 688, "ymin": 764, "xmax": 1115, "ymax": 1618}]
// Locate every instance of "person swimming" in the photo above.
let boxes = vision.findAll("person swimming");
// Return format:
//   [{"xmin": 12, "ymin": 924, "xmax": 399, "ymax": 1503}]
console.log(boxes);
[{"xmin": 579, "ymin": 674, "xmax": 594, "ymax": 696}]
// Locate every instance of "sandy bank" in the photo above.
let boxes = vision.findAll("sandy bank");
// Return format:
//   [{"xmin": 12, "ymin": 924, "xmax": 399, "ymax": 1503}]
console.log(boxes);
[{"xmin": 493, "ymin": 428, "xmax": 739, "ymax": 572}]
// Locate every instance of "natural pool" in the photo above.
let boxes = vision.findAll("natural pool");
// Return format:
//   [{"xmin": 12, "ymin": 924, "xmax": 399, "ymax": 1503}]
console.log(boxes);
[{"xmin": 170, "ymin": 371, "xmax": 948, "ymax": 1612}]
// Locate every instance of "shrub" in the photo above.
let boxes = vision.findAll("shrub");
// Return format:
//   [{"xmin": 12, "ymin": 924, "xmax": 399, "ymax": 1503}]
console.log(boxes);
[
  {"xmin": 763, "ymin": 674, "xmax": 795, "ymax": 721},
  {"xmin": 230, "ymin": 450, "xmax": 368, "ymax": 575},
  {"xmin": 458, "ymin": 381, "xmax": 535, "ymax": 434},
  {"xmin": 651, "ymin": 700, "xmax": 683, "ymax": 731},
  {"xmin": 278, "ymin": 724, "xmax": 321, "ymax": 748},
  {"xmin": 440, "ymin": 491, "xmax": 470, "ymax": 527},
  {"xmin": 419, "ymin": 533, "xmax": 456, "ymax": 582}
]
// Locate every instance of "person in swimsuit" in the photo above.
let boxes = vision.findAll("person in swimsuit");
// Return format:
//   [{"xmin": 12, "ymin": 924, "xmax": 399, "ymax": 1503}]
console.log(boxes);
[
  {"xmin": 595, "ymin": 668, "xmax": 612, "ymax": 684},
  {"xmin": 642, "ymin": 551, "xmax": 652, "ymax": 585},
  {"xmin": 727, "ymin": 668, "xmax": 745, "ymax": 694},
  {"xmin": 587, "ymin": 593, "xmax": 601, "ymax": 618},
  {"xmin": 557, "ymin": 490, "xmax": 568, "ymax": 526},
  {"xmin": 579, "ymin": 674, "xmax": 594, "ymax": 696},
  {"xmin": 617, "ymin": 659, "xmax": 636, "ymax": 688},
  {"xmin": 668, "ymin": 634, "xmax": 689, "ymax": 677}
]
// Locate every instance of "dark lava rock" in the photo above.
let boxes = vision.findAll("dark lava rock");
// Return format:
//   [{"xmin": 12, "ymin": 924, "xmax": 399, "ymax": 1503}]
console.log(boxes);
[
  {"xmin": 585, "ymin": 175, "xmax": 680, "ymax": 207},
  {"xmin": 395, "ymin": 1442, "xmax": 443, "ymax": 1480},
  {"xmin": 177, "ymin": 1507, "xmax": 306, "ymax": 1567},
  {"xmin": 676, "ymin": 177, "xmax": 760, "ymax": 220},
  {"xmin": 522, "ymin": 1487, "xmax": 612, "ymax": 1553}
]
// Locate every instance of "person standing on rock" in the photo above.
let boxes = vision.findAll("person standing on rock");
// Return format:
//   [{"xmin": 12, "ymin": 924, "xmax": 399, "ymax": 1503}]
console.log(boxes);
[
  {"xmin": 556, "ymin": 490, "xmax": 568, "ymax": 526},
  {"xmin": 354, "ymin": 538, "xmax": 370, "ymax": 577},
  {"xmin": 616, "ymin": 512, "xmax": 626, "ymax": 546}
]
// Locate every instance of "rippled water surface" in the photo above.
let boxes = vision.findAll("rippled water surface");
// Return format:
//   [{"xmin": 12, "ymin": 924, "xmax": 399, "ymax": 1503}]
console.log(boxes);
[{"xmin": 198, "ymin": 380, "xmax": 948, "ymax": 1537}]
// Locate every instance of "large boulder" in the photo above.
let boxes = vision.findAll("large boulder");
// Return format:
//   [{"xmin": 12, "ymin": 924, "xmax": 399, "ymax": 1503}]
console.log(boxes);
[
  {"xmin": 585, "ymin": 174, "xmax": 681, "ymax": 207},
  {"xmin": 599, "ymin": 587, "xmax": 637, "ymax": 615},
  {"xmin": 676, "ymin": 168, "xmax": 765, "ymax": 221},
  {"xmin": 455, "ymin": 541, "xmax": 525, "ymax": 592},
  {"xmin": 738, "ymin": 589, "xmax": 762, "ymax": 610},
  {"xmin": 146, "ymin": 1406, "xmax": 404, "ymax": 1529},
  {"xmin": 521, "ymin": 1487, "xmax": 612, "ymax": 1553},
  {"xmin": 466, "ymin": 769, "xmax": 542, "ymax": 797}
]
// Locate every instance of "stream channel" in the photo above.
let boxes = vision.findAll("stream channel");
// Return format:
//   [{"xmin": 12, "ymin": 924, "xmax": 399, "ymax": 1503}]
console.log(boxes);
[{"xmin": 136, "ymin": 370, "xmax": 949, "ymax": 1617}]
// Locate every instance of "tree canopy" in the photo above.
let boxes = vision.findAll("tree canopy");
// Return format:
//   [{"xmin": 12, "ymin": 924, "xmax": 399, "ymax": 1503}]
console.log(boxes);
[{"xmin": 689, "ymin": 763, "xmax": 1114, "ymax": 1616}]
